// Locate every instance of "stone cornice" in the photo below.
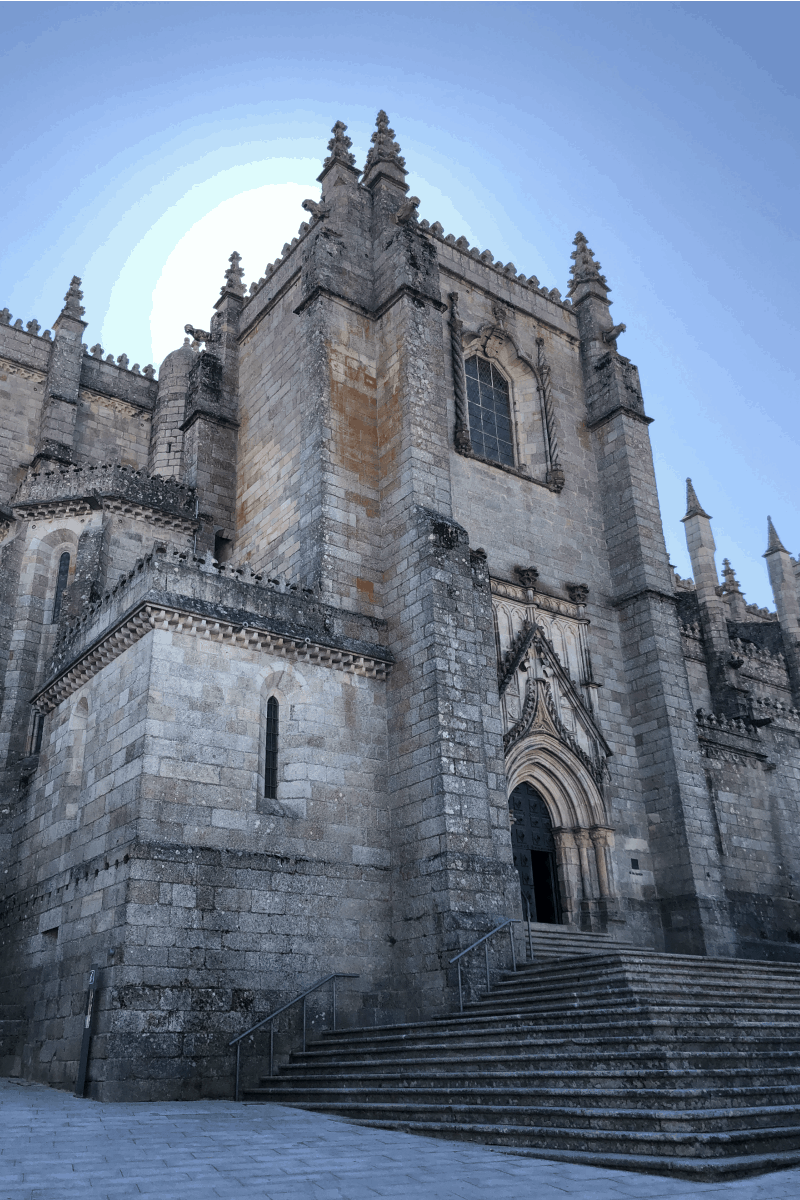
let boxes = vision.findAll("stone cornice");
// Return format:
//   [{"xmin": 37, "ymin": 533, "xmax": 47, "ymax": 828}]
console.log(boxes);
[
  {"xmin": 490, "ymin": 577, "xmax": 586, "ymax": 620},
  {"xmin": 79, "ymin": 387, "xmax": 152, "ymax": 420},
  {"xmin": 585, "ymin": 404, "xmax": 654, "ymax": 431},
  {"xmin": 0, "ymin": 356, "xmax": 47, "ymax": 383},
  {"xmin": 292, "ymin": 283, "xmax": 447, "ymax": 322},
  {"xmin": 611, "ymin": 586, "xmax": 677, "ymax": 608},
  {"xmin": 12, "ymin": 464, "xmax": 198, "ymax": 530},
  {"xmin": 33, "ymin": 598, "xmax": 393, "ymax": 713}
]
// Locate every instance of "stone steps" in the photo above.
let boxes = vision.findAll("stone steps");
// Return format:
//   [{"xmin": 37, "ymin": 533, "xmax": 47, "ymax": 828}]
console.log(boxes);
[
  {"xmin": 345, "ymin": 1119, "xmax": 800, "ymax": 1177},
  {"xmin": 295, "ymin": 1026, "xmax": 800, "ymax": 1060},
  {"xmin": 260, "ymin": 1097, "xmax": 800, "ymax": 1135},
  {"xmin": 257, "ymin": 1067, "xmax": 800, "ymax": 1091},
  {"xmin": 242, "ymin": 948, "xmax": 800, "ymax": 1178},
  {"xmin": 251, "ymin": 1081, "xmax": 800, "ymax": 1112}
]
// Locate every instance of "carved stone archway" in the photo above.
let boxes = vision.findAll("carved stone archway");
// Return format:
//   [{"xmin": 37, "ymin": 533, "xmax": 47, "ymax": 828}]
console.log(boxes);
[{"xmin": 506, "ymin": 733, "xmax": 615, "ymax": 929}]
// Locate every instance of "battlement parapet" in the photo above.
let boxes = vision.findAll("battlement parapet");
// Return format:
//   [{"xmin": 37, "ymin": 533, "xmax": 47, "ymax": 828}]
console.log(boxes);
[
  {"xmin": 240, "ymin": 193, "xmax": 576, "ymax": 335},
  {"xmin": 36, "ymin": 549, "xmax": 392, "ymax": 713},
  {"xmin": 751, "ymin": 693, "xmax": 800, "ymax": 727},
  {"xmin": 0, "ymin": 314, "xmax": 53, "ymax": 374},
  {"xmin": 13, "ymin": 464, "xmax": 196, "ymax": 522},
  {"xmin": 79, "ymin": 352, "xmax": 157, "ymax": 409}
]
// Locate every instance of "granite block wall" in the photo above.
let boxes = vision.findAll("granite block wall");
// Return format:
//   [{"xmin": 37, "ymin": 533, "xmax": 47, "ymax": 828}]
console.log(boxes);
[{"xmin": 3, "ymin": 114, "xmax": 800, "ymax": 1103}]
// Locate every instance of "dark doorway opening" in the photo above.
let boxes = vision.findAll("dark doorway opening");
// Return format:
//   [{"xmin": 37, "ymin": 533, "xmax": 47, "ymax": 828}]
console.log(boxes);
[{"xmin": 509, "ymin": 782, "xmax": 561, "ymax": 924}]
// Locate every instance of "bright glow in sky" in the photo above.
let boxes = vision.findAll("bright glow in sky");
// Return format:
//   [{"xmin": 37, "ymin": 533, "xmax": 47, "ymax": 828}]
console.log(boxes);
[
  {"xmin": 1, "ymin": 1, "xmax": 798, "ymax": 606},
  {"xmin": 149, "ymin": 182, "xmax": 317, "ymax": 364}
]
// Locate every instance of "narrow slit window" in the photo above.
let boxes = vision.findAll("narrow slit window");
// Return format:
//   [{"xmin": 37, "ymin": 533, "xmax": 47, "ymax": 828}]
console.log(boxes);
[
  {"xmin": 464, "ymin": 356, "xmax": 514, "ymax": 467},
  {"xmin": 51, "ymin": 552, "xmax": 70, "ymax": 622},
  {"xmin": 264, "ymin": 697, "xmax": 279, "ymax": 799},
  {"xmin": 30, "ymin": 712, "xmax": 45, "ymax": 755}
]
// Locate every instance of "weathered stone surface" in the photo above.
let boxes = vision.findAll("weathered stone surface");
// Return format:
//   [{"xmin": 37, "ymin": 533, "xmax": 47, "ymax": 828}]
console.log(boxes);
[{"xmin": 1, "ymin": 112, "xmax": 799, "ymax": 1107}]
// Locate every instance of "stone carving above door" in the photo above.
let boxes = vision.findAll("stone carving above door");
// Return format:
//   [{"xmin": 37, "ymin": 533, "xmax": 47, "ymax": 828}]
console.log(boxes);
[{"xmin": 494, "ymin": 587, "xmax": 611, "ymax": 791}]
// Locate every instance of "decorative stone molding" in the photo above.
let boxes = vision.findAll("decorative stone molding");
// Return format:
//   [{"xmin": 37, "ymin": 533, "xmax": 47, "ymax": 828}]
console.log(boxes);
[
  {"xmin": 536, "ymin": 337, "xmax": 565, "ymax": 492},
  {"xmin": 491, "ymin": 577, "xmax": 585, "ymax": 620},
  {"xmin": 501, "ymin": 620, "xmax": 611, "ymax": 787},
  {"xmin": 79, "ymin": 388, "xmax": 152, "ymax": 421},
  {"xmin": 33, "ymin": 602, "xmax": 393, "ymax": 713},
  {"xmin": 448, "ymin": 293, "xmax": 472, "ymax": 455},
  {"xmin": 0, "ymin": 357, "xmax": 47, "ymax": 383}
]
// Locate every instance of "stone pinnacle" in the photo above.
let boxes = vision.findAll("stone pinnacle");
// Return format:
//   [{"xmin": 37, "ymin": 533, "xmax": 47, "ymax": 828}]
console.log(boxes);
[
  {"xmin": 322, "ymin": 120, "xmax": 357, "ymax": 171},
  {"xmin": 61, "ymin": 276, "xmax": 86, "ymax": 320},
  {"xmin": 567, "ymin": 232, "xmax": 609, "ymax": 298},
  {"xmin": 765, "ymin": 515, "xmax": 788, "ymax": 555},
  {"xmin": 684, "ymin": 478, "xmax": 711, "ymax": 521},
  {"xmin": 363, "ymin": 109, "xmax": 406, "ymax": 174},
  {"xmin": 222, "ymin": 251, "xmax": 245, "ymax": 298}
]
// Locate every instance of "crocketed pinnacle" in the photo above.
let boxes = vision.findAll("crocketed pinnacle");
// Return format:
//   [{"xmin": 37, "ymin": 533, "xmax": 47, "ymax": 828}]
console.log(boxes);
[
  {"xmin": 322, "ymin": 120, "xmax": 357, "ymax": 171},
  {"xmin": 222, "ymin": 251, "xmax": 245, "ymax": 298},
  {"xmin": 684, "ymin": 478, "xmax": 711, "ymax": 521},
  {"xmin": 363, "ymin": 110, "xmax": 406, "ymax": 174},
  {"xmin": 566, "ymin": 232, "xmax": 609, "ymax": 298},
  {"xmin": 765, "ymin": 516, "xmax": 788, "ymax": 555},
  {"xmin": 721, "ymin": 558, "xmax": 742, "ymax": 594},
  {"xmin": 61, "ymin": 276, "xmax": 86, "ymax": 319}
]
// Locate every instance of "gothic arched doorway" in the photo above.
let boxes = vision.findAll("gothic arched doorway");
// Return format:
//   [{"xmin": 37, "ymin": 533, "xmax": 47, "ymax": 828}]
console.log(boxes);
[{"xmin": 509, "ymin": 782, "xmax": 561, "ymax": 924}]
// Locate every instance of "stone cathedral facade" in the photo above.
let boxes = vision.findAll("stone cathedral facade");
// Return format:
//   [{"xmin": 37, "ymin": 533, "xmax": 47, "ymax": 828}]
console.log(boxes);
[{"xmin": 1, "ymin": 113, "xmax": 799, "ymax": 1100}]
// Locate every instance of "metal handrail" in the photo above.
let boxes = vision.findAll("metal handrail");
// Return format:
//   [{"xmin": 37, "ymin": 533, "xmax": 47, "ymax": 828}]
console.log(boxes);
[
  {"xmin": 449, "ymin": 918, "xmax": 519, "ymax": 1013},
  {"xmin": 229, "ymin": 972, "xmax": 358, "ymax": 1100}
]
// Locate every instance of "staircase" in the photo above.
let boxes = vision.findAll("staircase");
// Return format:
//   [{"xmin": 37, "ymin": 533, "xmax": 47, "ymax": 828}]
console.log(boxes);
[
  {"xmin": 521, "ymin": 921, "xmax": 637, "ymax": 960},
  {"xmin": 244, "ymin": 949, "xmax": 800, "ymax": 1180}
]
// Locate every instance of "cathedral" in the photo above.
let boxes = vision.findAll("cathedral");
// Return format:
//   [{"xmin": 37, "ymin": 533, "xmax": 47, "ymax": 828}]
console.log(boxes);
[{"xmin": 2, "ymin": 111, "xmax": 800, "ymax": 1117}]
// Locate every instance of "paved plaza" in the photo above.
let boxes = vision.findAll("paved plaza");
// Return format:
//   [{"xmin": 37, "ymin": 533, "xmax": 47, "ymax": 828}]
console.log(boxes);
[{"xmin": 2, "ymin": 1078, "xmax": 800, "ymax": 1200}]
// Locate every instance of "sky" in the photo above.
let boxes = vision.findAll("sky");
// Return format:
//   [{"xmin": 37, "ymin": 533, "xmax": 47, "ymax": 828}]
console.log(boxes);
[{"xmin": 0, "ymin": 1, "xmax": 797, "ymax": 607}]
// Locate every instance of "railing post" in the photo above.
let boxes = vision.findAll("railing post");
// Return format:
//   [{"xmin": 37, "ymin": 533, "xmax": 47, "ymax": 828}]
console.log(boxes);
[
  {"xmin": 457, "ymin": 961, "xmax": 463, "ymax": 1013},
  {"xmin": 509, "ymin": 922, "xmax": 516, "ymax": 973},
  {"xmin": 235, "ymin": 1043, "xmax": 240, "ymax": 1101},
  {"xmin": 527, "ymin": 897, "xmax": 534, "ymax": 963},
  {"xmin": 485, "ymin": 940, "xmax": 490, "ymax": 993},
  {"xmin": 269, "ymin": 1021, "xmax": 274, "ymax": 1078},
  {"xmin": 302, "ymin": 996, "xmax": 307, "ymax": 1052},
  {"xmin": 332, "ymin": 976, "xmax": 337, "ymax": 1031}
]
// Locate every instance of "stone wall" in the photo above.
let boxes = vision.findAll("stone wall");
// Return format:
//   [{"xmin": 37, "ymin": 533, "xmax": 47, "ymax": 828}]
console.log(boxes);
[{"xmin": 3, "ymin": 114, "xmax": 800, "ymax": 1101}]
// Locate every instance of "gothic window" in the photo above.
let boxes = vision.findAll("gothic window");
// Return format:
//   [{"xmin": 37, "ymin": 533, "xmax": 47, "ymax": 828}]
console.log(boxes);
[
  {"xmin": 465, "ymin": 356, "xmax": 514, "ymax": 467},
  {"xmin": 264, "ymin": 697, "xmax": 279, "ymax": 799},
  {"xmin": 51, "ymin": 552, "xmax": 70, "ymax": 622}
]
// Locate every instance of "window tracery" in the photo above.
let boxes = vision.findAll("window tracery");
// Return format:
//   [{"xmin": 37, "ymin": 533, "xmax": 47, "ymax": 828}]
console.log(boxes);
[{"xmin": 464, "ymin": 356, "xmax": 514, "ymax": 467}]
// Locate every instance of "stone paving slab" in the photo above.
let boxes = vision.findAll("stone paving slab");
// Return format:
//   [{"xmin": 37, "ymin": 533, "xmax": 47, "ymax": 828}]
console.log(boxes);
[{"xmin": 3, "ymin": 1079, "xmax": 800, "ymax": 1199}]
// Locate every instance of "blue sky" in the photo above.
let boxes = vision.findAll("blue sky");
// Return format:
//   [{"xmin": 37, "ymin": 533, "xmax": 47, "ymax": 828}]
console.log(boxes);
[{"xmin": 1, "ymin": 2, "xmax": 797, "ymax": 606}]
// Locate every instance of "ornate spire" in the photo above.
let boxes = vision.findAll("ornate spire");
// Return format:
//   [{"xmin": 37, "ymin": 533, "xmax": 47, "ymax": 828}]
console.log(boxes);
[
  {"xmin": 765, "ymin": 515, "xmax": 788, "ymax": 555},
  {"xmin": 684, "ymin": 477, "xmax": 711, "ymax": 520},
  {"xmin": 363, "ymin": 109, "xmax": 406, "ymax": 175},
  {"xmin": 60, "ymin": 276, "xmax": 85, "ymax": 319},
  {"xmin": 566, "ymin": 232, "xmax": 608, "ymax": 299},
  {"xmin": 221, "ymin": 251, "xmax": 245, "ymax": 298},
  {"xmin": 720, "ymin": 559, "xmax": 742, "ymax": 594},
  {"xmin": 321, "ymin": 120, "xmax": 357, "ymax": 171}
]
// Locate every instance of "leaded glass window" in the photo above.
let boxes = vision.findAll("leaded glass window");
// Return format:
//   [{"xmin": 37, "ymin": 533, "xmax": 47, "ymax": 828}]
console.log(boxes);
[{"xmin": 465, "ymin": 356, "xmax": 514, "ymax": 467}]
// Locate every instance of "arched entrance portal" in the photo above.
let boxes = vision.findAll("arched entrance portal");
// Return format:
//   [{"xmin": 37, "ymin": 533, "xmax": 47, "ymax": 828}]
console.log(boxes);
[{"xmin": 509, "ymin": 782, "xmax": 561, "ymax": 924}]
